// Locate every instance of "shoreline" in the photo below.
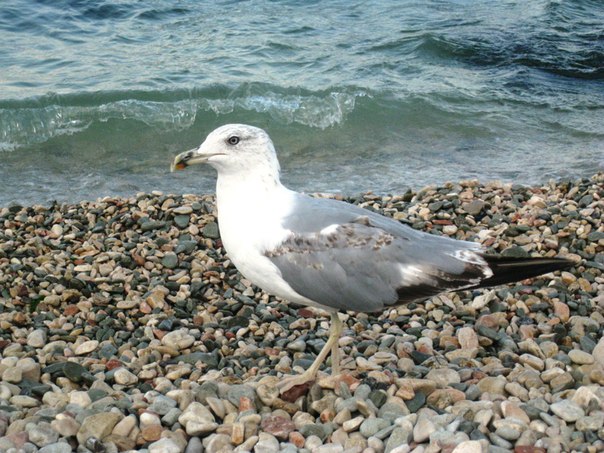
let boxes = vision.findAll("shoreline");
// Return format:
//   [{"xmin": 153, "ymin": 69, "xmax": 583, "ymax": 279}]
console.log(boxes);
[{"xmin": 0, "ymin": 173, "xmax": 603, "ymax": 452}]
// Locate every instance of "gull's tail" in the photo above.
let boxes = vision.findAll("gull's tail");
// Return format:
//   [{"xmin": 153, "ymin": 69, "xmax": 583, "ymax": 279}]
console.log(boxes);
[{"xmin": 475, "ymin": 254, "xmax": 574, "ymax": 289}]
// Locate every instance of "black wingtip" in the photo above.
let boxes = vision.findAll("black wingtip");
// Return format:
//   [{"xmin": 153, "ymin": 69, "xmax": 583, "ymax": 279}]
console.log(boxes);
[{"xmin": 476, "ymin": 254, "xmax": 575, "ymax": 288}]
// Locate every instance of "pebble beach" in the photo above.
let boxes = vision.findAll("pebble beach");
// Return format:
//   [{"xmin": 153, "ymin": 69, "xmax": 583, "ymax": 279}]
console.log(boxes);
[{"xmin": 0, "ymin": 174, "xmax": 603, "ymax": 453}]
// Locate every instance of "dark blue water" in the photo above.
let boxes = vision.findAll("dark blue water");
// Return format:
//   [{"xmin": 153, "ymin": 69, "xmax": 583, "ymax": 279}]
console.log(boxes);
[{"xmin": 1, "ymin": 0, "xmax": 603, "ymax": 206}]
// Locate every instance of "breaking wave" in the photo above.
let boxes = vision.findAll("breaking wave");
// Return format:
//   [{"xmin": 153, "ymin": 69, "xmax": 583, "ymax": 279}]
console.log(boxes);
[{"xmin": 0, "ymin": 85, "xmax": 365, "ymax": 151}]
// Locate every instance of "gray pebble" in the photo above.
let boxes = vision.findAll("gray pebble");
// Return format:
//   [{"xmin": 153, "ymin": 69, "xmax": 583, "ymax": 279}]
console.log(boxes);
[
  {"xmin": 161, "ymin": 407, "xmax": 183, "ymax": 426},
  {"xmin": 184, "ymin": 436, "xmax": 203, "ymax": 453},
  {"xmin": 162, "ymin": 252, "xmax": 178, "ymax": 269},
  {"xmin": 226, "ymin": 384, "xmax": 257, "ymax": 408},
  {"xmin": 384, "ymin": 426, "xmax": 412, "ymax": 453},
  {"xmin": 28, "ymin": 422, "xmax": 59, "ymax": 447},
  {"xmin": 378, "ymin": 402, "xmax": 409, "ymax": 422},
  {"xmin": 202, "ymin": 221, "xmax": 220, "ymax": 239},
  {"xmin": 551, "ymin": 400, "xmax": 585, "ymax": 422},
  {"xmin": 173, "ymin": 214, "xmax": 191, "ymax": 228},
  {"xmin": 38, "ymin": 443, "xmax": 72, "ymax": 453},
  {"xmin": 360, "ymin": 418, "xmax": 390, "ymax": 438},
  {"xmin": 300, "ymin": 423, "xmax": 329, "ymax": 441}
]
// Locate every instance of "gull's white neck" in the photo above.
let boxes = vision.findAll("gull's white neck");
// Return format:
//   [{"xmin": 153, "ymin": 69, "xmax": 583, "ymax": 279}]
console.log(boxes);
[
  {"xmin": 215, "ymin": 169, "xmax": 294, "ymax": 255},
  {"xmin": 213, "ymin": 169, "xmax": 309, "ymax": 303},
  {"xmin": 215, "ymin": 169, "xmax": 289, "ymax": 213}
]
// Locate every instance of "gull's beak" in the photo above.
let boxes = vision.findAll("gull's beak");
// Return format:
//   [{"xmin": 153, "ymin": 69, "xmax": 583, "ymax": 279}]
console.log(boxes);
[{"xmin": 171, "ymin": 148, "xmax": 222, "ymax": 172}]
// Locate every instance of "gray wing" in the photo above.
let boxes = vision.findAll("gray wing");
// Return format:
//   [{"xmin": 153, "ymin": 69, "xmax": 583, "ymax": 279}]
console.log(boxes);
[{"xmin": 269, "ymin": 195, "xmax": 490, "ymax": 313}]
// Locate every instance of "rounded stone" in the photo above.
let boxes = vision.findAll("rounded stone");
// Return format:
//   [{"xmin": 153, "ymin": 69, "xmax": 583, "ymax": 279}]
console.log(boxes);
[
  {"xmin": 360, "ymin": 418, "xmax": 390, "ymax": 438},
  {"xmin": 113, "ymin": 368, "xmax": 138, "ymax": 386},
  {"xmin": 592, "ymin": 336, "xmax": 604, "ymax": 368},
  {"xmin": 39, "ymin": 443, "xmax": 73, "ymax": 453},
  {"xmin": 476, "ymin": 376, "xmax": 507, "ymax": 395},
  {"xmin": 2, "ymin": 367, "xmax": 22, "ymax": 384},
  {"xmin": 425, "ymin": 368, "xmax": 461, "ymax": 387},
  {"xmin": 568, "ymin": 349, "xmax": 594, "ymax": 365},
  {"xmin": 185, "ymin": 437, "xmax": 203, "ymax": 453},
  {"xmin": 162, "ymin": 330, "xmax": 195, "ymax": 350},
  {"xmin": 10, "ymin": 395, "xmax": 40, "ymax": 407},
  {"xmin": 27, "ymin": 329, "xmax": 47, "ymax": 348},
  {"xmin": 69, "ymin": 391, "xmax": 92, "ymax": 408},
  {"xmin": 28, "ymin": 422, "xmax": 59, "ymax": 447},
  {"xmin": 451, "ymin": 440, "xmax": 483, "ymax": 453},
  {"xmin": 179, "ymin": 401, "xmax": 216, "ymax": 436},
  {"xmin": 550, "ymin": 400, "xmax": 584, "ymax": 422},
  {"xmin": 63, "ymin": 361, "xmax": 88, "ymax": 383},
  {"xmin": 162, "ymin": 252, "xmax": 179, "ymax": 269},
  {"xmin": 51, "ymin": 416, "xmax": 80, "ymax": 438},
  {"xmin": 76, "ymin": 412, "xmax": 122, "ymax": 445},
  {"xmin": 148, "ymin": 437, "xmax": 182, "ymax": 453},
  {"xmin": 260, "ymin": 415, "xmax": 295, "ymax": 441},
  {"xmin": 75, "ymin": 340, "xmax": 99, "ymax": 355}
]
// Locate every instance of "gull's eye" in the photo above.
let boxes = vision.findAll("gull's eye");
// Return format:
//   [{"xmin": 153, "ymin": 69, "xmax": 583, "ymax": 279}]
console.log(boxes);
[{"xmin": 227, "ymin": 136, "xmax": 240, "ymax": 146}]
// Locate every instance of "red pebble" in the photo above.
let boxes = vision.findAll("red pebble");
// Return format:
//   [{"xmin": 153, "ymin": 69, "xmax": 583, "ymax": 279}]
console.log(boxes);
[
  {"xmin": 260, "ymin": 415, "xmax": 295, "ymax": 440},
  {"xmin": 106, "ymin": 359, "xmax": 123, "ymax": 371},
  {"xmin": 238, "ymin": 396, "xmax": 254, "ymax": 412},
  {"xmin": 289, "ymin": 432, "xmax": 305, "ymax": 448},
  {"xmin": 515, "ymin": 448, "xmax": 546, "ymax": 453},
  {"xmin": 280, "ymin": 382, "xmax": 311, "ymax": 403},
  {"xmin": 298, "ymin": 308, "xmax": 315, "ymax": 318},
  {"xmin": 64, "ymin": 305, "xmax": 80, "ymax": 316}
]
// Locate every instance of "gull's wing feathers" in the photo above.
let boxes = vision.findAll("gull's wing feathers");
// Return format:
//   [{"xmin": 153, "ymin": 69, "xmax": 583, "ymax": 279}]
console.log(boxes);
[
  {"xmin": 269, "ymin": 195, "xmax": 490, "ymax": 313},
  {"xmin": 281, "ymin": 193, "xmax": 425, "ymax": 239}
]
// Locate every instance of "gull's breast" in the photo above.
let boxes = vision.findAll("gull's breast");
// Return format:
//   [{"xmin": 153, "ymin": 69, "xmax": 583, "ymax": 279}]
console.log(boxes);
[{"xmin": 215, "ymin": 185, "xmax": 319, "ymax": 306}]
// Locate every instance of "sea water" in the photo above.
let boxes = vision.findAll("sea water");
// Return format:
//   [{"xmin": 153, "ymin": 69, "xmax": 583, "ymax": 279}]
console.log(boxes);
[{"xmin": 1, "ymin": 0, "xmax": 603, "ymax": 206}]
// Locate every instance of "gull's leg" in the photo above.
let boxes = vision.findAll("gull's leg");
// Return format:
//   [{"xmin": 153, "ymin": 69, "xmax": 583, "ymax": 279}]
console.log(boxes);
[
  {"xmin": 331, "ymin": 329, "xmax": 341, "ymax": 376},
  {"xmin": 279, "ymin": 312, "xmax": 343, "ymax": 393}
]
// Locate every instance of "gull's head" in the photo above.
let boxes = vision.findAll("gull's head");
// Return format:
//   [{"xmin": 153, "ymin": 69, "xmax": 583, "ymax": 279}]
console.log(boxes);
[{"xmin": 171, "ymin": 124, "xmax": 280, "ymax": 178}]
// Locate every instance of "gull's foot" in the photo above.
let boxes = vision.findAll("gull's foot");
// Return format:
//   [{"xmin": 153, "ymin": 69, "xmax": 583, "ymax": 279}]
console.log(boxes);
[
  {"xmin": 278, "ymin": 371, "xmax": 320, "ymax": 395},
  {"xmin": 278, "ymin": 312, "xmax": 344, "ymax": 397},
  {"xmin": 315, "ymin": 371, "xmax": 358, "ymax": 390}
]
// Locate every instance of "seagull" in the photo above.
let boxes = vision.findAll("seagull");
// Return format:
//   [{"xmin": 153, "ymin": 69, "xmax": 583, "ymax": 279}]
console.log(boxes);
[{"xmin": 172, "ymin": 124, "xmax": 573, "ymax": 391}]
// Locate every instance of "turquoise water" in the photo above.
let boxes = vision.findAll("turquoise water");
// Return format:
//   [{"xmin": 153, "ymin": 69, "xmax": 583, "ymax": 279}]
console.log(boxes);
[{"xmin": 1, "ymin": 0, "xmax": 603, "ymax": 205}]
